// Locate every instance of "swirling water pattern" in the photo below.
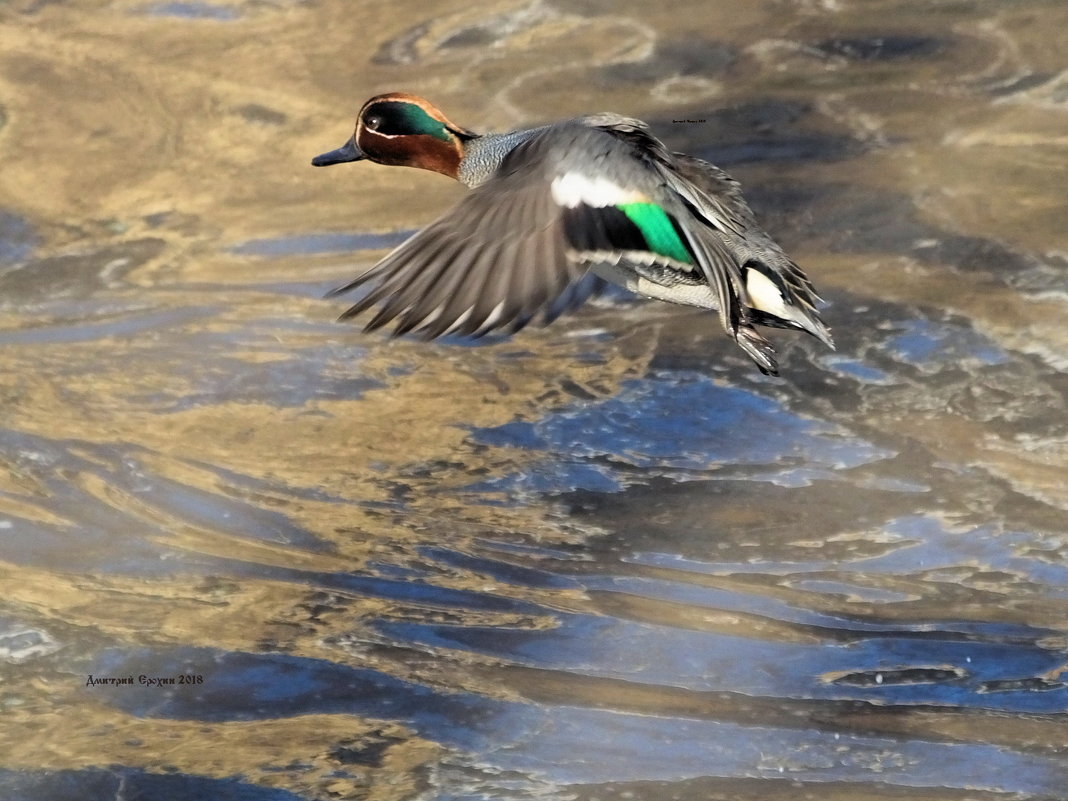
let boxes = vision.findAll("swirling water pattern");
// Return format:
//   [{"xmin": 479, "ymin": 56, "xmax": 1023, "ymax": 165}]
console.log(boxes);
[{"xmin": 1, "ymin": 1, "xmax": 1067, "ymax": 799}]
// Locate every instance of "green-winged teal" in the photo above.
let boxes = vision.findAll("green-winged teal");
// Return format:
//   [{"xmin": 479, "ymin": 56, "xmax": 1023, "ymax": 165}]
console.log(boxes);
[{"xmin": 313, "ymin": 92, "xmax": 834, "ymax": 375}]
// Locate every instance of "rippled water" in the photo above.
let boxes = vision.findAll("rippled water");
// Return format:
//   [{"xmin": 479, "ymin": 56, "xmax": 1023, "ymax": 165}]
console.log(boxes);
[{"xmin": 2, "ymin": 0, "xmax": 1067, "ymax": 799}]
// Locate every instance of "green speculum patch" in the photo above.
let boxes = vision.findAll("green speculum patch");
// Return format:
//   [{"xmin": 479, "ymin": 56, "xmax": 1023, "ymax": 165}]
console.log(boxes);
[{"xmin": 618, "ymin": 202, "xmax": 693, "ymax": 263}]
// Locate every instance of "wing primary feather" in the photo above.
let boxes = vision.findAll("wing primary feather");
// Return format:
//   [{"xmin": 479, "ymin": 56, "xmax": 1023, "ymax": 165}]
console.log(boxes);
[
  {"xmin": 446, "ymin": 252, "xmax": 500, "ymax": 336},
  {"xmin": 341, "ymin": 229, "xmax": 458, "ymax": 325},
  {"xmin": 325, "ymin": 230, "xmax": 436, "ymax": 299},
  {"xmin": 389, "ymin": 234, "xmax": 474, "ymax": 336},
  {"xmin": 459, "ymin": 243, "xmax": 512, "ymax": 335}
]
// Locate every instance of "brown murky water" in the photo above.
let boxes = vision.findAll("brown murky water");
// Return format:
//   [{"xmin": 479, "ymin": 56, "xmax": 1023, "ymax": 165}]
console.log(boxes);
[{"xmin": 2, "ymin": 0, "xmax": 1067, "ymax": 799}]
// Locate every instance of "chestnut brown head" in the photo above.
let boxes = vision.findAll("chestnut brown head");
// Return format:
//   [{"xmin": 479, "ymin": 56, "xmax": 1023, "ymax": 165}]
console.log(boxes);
[{"xmin": 312, "ymin": 93, "xmax": 475, "ymax": 179}]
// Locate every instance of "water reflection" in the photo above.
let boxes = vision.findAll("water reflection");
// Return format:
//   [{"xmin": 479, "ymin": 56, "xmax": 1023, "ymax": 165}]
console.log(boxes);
[
  {"xmin": 2, "ymin": 0, "xmax": 1067, "ymax": 799},
  {"xmin": 78, "ymin": 643, "xmax": 1068, "ymax": 794},
  {"xmin": 467, "ymin": 368, "xmax": 890, "ymax": 495}
]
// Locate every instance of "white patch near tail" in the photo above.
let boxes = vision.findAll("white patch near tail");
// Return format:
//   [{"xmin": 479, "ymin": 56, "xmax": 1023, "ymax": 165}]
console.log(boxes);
[
  {"xmin": 745, "ymin": 269, "xmax": 786, "ymax": 316},
  {"xmin": 746, "ymin": 266, "xmax": 835, "ymax": 347},
  {"xmin": 550, "ymin": 172, "xmax": 645, "ymax": 209},
  {"xmin": 745, "ymin": 267, "xmax": 811, "ymax": 329}
]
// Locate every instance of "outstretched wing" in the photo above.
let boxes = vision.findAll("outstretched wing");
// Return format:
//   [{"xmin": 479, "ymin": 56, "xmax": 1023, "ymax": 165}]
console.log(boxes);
[
  {"xmin": 327, "ymin": 117, "xmax": 799, "ymax": 374},
  {"xmin": 328, "ymin": 127, "xmax": 606, "ymax": 340}
]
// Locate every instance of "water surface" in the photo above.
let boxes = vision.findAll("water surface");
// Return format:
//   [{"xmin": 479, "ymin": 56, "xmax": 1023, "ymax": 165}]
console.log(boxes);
[{"xmin": 1, "ymin": 0, "xmax": 1067, "ymax": 799}]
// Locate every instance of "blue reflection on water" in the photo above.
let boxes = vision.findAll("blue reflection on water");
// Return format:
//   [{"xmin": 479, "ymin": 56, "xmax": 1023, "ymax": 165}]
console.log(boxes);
[
  {"xmin": 855, "ymin": 516, "xmax": 1068, "ymax": 593},
  {"xmin": 230, "ymin": 231, "xmax": 413, "ymax": 257},
  {"xmin": 0, "ymin": 307, "xmax": 216, "ymax": 346},
  {"xmin": 87, "ymin": 645, "xmax": 1068, "ymax": 795},
  {"xmin": 821, "ymin": 355, "xmax": 894, "ymax": 383},
  {"xmin": 0, "ymin": 768, "xmax": 304, "ymax": 801},
  {"xmin": 0, "ymin": 431, "xmax": 336, "ymax": 573},
  {"xmin": 375, "ymin": 610, "xmax": 1068, "ymax": 713},
  {"xmin": 884, "ymin": 318, "xmax": 1009, "ymax": 367},
  {"xmin": 419, "ymin": 546, "xmax": 584, "ymax": 590},
  {"xmin": 467, "ymin": 371, "xmax": 891, "ymax": 496},
  {"xmin": 0, "ymin": 210, "xmax": 36, "ymax": 265},
  {"xmin": 142, "ymin": 2, "xmax": 240, "ymax": 20},
  {"xmin": 125, "ymin": 341, "xmax": 384, "ymax": 411},
  {"xmin": 630, "ymin": 514, "xmax": 1068, "ymax": 595}
]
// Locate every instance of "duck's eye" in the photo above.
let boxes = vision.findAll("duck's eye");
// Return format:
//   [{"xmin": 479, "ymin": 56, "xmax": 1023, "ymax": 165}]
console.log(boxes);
[{"xmin": 365, "ymin": 115, "xmax": 383, "ymax": 131}]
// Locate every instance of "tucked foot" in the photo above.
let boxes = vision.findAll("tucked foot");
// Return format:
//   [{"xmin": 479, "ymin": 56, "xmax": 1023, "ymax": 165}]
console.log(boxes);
[{"xmin": 736, "ymin": 326, "xmax": 779, "ymax": 376}]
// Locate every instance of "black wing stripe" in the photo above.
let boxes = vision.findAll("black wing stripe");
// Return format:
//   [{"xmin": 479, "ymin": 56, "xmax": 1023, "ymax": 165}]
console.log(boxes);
[{"xmin": 562, "ymin": 204, "xmax": 650, "ymax": 256}]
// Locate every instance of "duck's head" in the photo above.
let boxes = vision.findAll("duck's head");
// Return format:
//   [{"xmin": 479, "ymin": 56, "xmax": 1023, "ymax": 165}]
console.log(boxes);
[{"xmin": 312, "ymin": 93, "xmax": 476, "ymax": 180}]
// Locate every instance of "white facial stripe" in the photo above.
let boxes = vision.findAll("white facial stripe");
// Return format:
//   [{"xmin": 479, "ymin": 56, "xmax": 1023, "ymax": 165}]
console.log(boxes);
[{"xmin": 550, "ymin": 173, "xmax": 646, "ymax": 208}]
